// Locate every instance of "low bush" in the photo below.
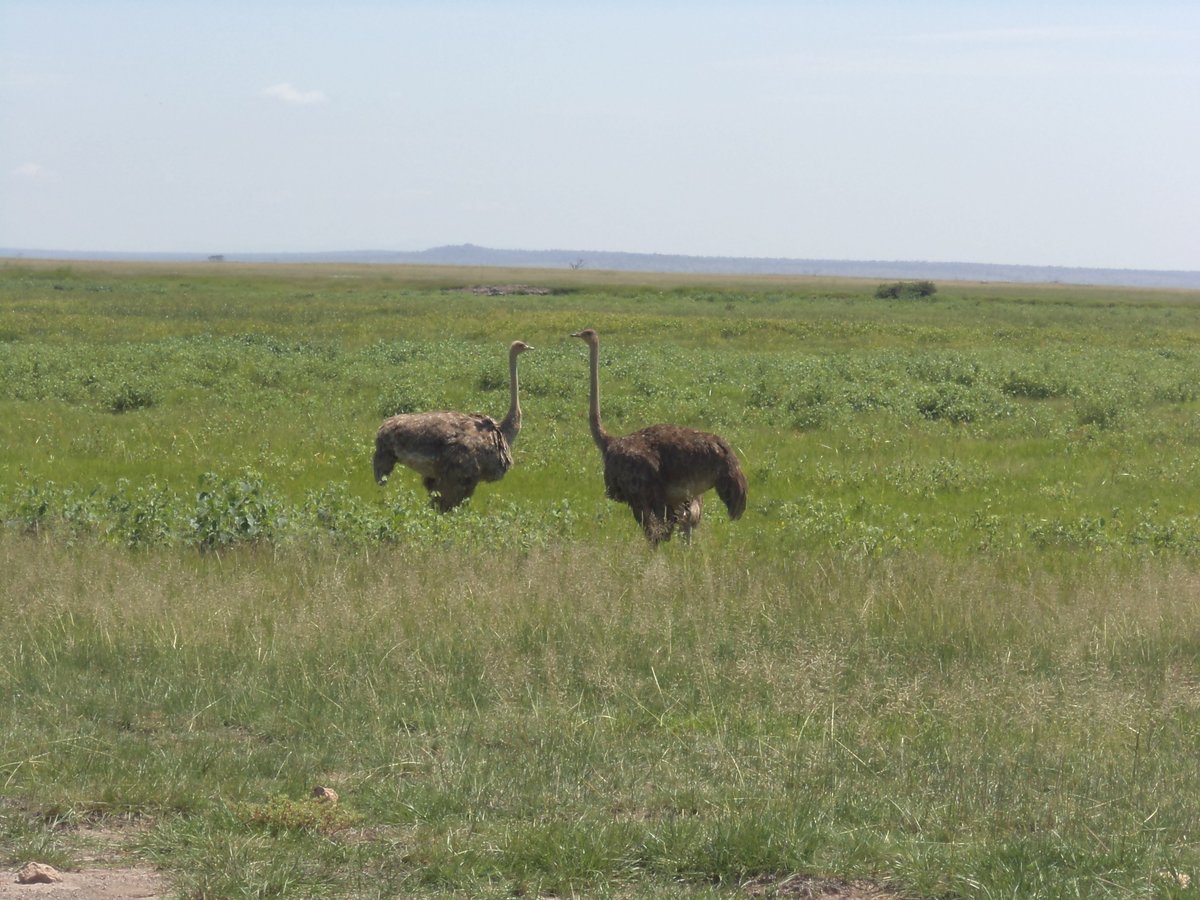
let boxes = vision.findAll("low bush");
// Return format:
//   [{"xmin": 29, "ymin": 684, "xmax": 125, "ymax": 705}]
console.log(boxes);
[{"xmin": 875, "ymin": 280, "xmax": 937, "ymax": 299}]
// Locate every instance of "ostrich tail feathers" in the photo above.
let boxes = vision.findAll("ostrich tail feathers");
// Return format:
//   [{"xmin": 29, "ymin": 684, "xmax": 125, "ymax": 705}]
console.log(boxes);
[
  {"xmin": 372, "ymin": 442, "xmax": 396, "ymax": 485},
  {"xmin": 716, "ymin": 450, "xmax": 748, "ymax": 520}
]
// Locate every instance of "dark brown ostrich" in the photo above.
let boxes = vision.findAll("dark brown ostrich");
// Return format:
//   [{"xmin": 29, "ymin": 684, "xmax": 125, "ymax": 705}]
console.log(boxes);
[
  {"xmin": 570, "ymin": 328, "xmax": 747, "ymax": 544},
  {"xmin": 373, "ymin": 340, "xmax": 533, "ymax": 512}
]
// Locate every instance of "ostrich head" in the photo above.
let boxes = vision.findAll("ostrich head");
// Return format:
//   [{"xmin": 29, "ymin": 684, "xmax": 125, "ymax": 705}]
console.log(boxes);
[
  {"xmin": 570, "ymin": 328, "xmax": 598, "ymax": 346},
  {"xmin": 511, "ymin": 340, "xmax": 534, "ymax": 355}
]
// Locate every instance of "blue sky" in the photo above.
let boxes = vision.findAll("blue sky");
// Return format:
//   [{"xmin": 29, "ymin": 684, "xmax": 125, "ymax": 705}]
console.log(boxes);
[{"xmin": 2, "ymin": 1, "xmax": 1198, "ymax": 270}]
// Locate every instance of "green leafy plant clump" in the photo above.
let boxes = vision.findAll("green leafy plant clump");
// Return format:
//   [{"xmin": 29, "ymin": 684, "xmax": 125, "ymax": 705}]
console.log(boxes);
[
  {"xmin": 875, "ymin": 279, "xmax": 937, "ymax": 299},
  {"xmin": 238, "ymin": 795, "xmax": 360, "ymax": 836}
]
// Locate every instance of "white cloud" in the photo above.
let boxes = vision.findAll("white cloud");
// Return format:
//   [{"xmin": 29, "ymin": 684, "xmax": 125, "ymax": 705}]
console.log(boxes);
[
  {"xmin": 261, "ymin": 82, "xmax": 328, "ymax": 105},
  {"xmin": 11, "ymin": 163, "xmax": 51, "ymax": 179},
  {"xmin": 899, "ymin": 26, "xmax": 1134, "ymax": 45}
]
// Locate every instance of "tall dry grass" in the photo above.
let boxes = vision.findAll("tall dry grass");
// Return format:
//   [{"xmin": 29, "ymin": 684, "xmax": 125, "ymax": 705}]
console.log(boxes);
[{"xmin": 4, "ymin": 536, "xmax": 1200, "ymax": 896}]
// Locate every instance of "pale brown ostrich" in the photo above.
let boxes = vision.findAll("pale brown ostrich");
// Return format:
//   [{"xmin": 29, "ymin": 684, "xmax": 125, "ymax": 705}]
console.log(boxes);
[
  {"xmin": 570, "ymin": 328, "xmax": 747, "ymax": 544},
  {"xmin": 373, "ymin": 340, "xmax": 533, "ymax": 512}
]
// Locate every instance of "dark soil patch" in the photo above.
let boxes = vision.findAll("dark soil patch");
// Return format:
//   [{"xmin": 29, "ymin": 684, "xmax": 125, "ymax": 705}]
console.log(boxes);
[{"xmin": 455, "ymin": 284, "xmax": 554, "ymax": 295}]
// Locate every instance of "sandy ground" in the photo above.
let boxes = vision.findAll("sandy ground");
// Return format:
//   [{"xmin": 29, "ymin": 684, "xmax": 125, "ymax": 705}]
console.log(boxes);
[
  {"xmin": 0, "ymin": 867, "xmax": 163, "ymax": 900},
  {"xmin": 745, "ymin": 875, "xmax": 905, "ymax": 898},
  {"xmin": 1, "ymin": 866, "xmax": 909, "ymax": 899}
]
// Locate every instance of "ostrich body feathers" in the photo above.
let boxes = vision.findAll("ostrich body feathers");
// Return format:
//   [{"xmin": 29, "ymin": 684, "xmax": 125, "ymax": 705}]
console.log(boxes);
[
  {"xmin": 602, "ymin": 424, "xmax": 746, "ymax": 522},
  {"xmin": 373, "ymin": 411, "xmax": 512, "ymax": 511},
  {"xmin": 372, "ymin": 340, "xmax": 531, "ymax": 512}
]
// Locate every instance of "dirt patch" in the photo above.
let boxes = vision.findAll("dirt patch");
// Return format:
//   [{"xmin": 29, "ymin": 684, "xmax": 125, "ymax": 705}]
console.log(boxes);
[
  {"xmin": 1, "ymin": 864, "xmax": 908, "ymax": 899},
  {"xmin": 0, "ymin": 866, "xmax": 163, "ymax": 899},
  {"xmin": 2, "ymin": 815, "xmax": 902, "ymax": 899},
  {"xmin": 1, "ymin": 817, "xmax": 164, "ymax": 900},
  {"xmin": 454, "ymin": 284, "xmax": 553, "ymax": 296},
  {"xmin": 743, "ymin": 873, "xmax": 907, "ymax": 898}
]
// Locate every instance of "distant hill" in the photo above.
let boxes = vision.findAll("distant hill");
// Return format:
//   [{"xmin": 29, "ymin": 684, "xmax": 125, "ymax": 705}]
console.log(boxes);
[{"xmin": 4, "ymin": 243, "xmax": 1198, "ymax": 289}]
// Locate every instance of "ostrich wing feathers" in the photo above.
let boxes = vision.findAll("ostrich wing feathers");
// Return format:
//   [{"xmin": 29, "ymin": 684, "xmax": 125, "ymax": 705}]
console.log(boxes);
[
  {"xmin": 374, "ymin": 411, "xmax": 513, "ymax": 485},
  {"xmin": 603, "ymin": 425, "xmax": 746, "ymax": 520}
]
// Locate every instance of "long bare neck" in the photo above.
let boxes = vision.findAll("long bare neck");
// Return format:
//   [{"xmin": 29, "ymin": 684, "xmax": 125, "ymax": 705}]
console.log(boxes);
[
  {"xmin": 586, "ymin": 339, "xmax": 610, "ymax": 451},
  {"xmin": 499, "ymin": 347, "xmax": 522, "ymax": 446}
]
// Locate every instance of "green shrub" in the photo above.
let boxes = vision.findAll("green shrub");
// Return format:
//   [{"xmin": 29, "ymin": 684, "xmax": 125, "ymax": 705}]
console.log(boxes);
[
  {"xmin": 1073, "ymin": 389, "xmax": 1129, "ymax": 429},
  {"xmin": 188, "ymin": 471, "xmax": 285, "ymax": 550},
  {"xmin": 8, "ymin": 481, "xmax": 59, "ymax": 534},
  {"xmin": 106, "ymin": 479, "xmax": 180, "ymax": 548},
  {"xmin": 238, "ymin": 795, "xmax": 359, "ymax": 835},
  {"xmin": 1001, "ymin": 368, "xmax": 1071, "ymax": 400},
  {"xmin": 875, "ymin": 280, "xmax": 937, "ymax": 300},
  {"xmin": 104, "ymin": 381, "xmax": 155, "ymax": 413},
  {"xmin": 914, "ymin": 383, "xmax": 1012, "ymax": 423}
]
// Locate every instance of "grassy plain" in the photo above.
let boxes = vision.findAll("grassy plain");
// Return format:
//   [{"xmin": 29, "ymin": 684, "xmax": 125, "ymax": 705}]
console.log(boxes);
[{"xmin": 3, "ymin": 259, "xmax": 1200, "ymax": 897}]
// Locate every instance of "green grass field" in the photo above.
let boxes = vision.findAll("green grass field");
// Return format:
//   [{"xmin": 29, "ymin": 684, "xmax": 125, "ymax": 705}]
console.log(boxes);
[{"xmin": 3, "ymin": 259, "xmax": 1200, "ymax": 897}]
